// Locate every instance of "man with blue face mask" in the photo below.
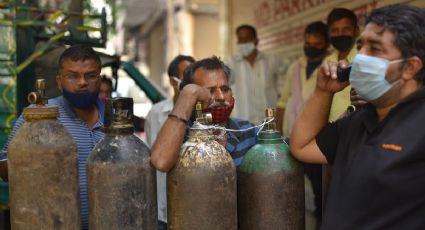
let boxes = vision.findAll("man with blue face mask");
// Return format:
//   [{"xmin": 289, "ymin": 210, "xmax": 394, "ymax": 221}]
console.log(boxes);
[
  {"xmin": 225, "ymin": 24, "xmax": 288, "ymax": 124},
  {"xmin": 290, "ymin": 4, "xmax": 425, "ymax": 229},
  {"xmin": 0, "ymin": 44, "xmax": 105, "ymax": 229}
]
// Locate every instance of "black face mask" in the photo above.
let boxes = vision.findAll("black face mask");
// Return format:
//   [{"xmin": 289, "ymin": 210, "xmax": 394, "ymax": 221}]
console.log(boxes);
[
  {"xmin": 330, "ymin": 35, "xmax": 354, "ymax": 52},
  {"xmin": 304, "ymin": 46, "xmax": 327, "ymax": 59}
]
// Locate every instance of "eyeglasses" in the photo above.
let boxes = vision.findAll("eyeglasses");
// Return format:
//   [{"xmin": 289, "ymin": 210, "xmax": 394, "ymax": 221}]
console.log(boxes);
[{"xmin": 61, "ymin": 73, "xmax": 100, "ymax": 83}]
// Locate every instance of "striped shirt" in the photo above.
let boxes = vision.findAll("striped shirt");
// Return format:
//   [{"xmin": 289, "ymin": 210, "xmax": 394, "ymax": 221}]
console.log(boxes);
[
  {"xmin": 225, "ymin": 118, "xmax": 258, "ymax": 166},
  {"xmin": 0, "ymin": 96, "xmax": 104, "ymax": 229},
  {"xmin": 187, "ymin": 118, "xmax": 258, "ymax": 167}
]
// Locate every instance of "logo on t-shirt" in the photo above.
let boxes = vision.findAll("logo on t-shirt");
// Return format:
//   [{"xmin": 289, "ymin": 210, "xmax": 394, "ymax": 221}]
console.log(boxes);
[{"xmin": 381, "ymin": 143, "xmax": 402, "ymax": 151}]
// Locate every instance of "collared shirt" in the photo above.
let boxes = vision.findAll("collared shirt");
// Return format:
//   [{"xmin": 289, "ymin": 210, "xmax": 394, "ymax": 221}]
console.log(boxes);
[
  {"xmin": 323, "ymin": 46, "xmax": 357, "ymax": 121},
  {"xmin": 144, "ymin": 98, "xmax": 173, "ymax": 223},
  {"xmin": 145, "ymin": 98, "xmax": 173, "ymax": 148},
  {"xmin": 277, "ymin": 56, "xmax": 320, "ymax": 136},
  {"xmin": 0, "ymin": 96, "xmax": 104, "ymax": 229},
  {"xmin": 316, "ymin": 87, "xmax": 425, "ymax": 229},
  {"xmin": 226, "ymin": 52, "xmax": 288, "ymax": 123}
]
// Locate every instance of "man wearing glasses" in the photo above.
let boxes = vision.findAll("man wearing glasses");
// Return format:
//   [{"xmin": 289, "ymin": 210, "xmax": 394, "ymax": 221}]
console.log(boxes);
[{"xmin": 0, "ymin": 44, "xmax": 105, "ymax": 230}]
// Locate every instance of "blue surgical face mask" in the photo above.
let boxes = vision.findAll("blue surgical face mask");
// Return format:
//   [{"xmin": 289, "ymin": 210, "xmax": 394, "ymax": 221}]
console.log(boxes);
[
  {"xmin": 349, "ymin": 54, "xmax": 403, "ymax": 101},
  {"xmin": 62, "ymin": 88, "xmax": 100, "ymax": 109},
  {"xmin": 238, "ymin": 42, "xmax": 256, "ymax": 57}
]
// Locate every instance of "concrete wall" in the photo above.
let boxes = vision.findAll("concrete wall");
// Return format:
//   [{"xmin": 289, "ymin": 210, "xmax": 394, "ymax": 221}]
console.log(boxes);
[
  {"xmin": 194, "ymin": 13, "xmax": 220, "ymax": 60},
  {"xmin": 148, "ymin": 19, "xmax": 167, "ymax": 88},
  {"xmin": 226, "ymin": 0, "xmax": 425, "ymax": 59}
]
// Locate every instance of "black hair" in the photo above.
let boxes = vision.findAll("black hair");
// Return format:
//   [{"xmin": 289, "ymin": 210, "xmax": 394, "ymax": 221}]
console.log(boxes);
[
  {"xmin": 304, "ymin": 21, "xmax": 329, "ymax": 43},
  {"xmin": 167, "ymin": 55, "xmax": 195, "ymax": 78},
  {"xmin": 100, "ymin": 75, "xmax": 113, "ymax": 88},
  {"xmin": 236, "ymin": 24, "xmax": 257, "ymax": 40},
  {"xmin": 58, "ymin": 44, "xmax": 101, "ymax": 72},
  {"xmin": 180, "ymin": 56, "xmax": 231, "ymax": 90},
  {"xmin": 366, "ymin": 4, "xmax": 425, "ymax": 83},
  {"xmin": 327, "ymin": 8, "xmax": 358, "ymax": 28}
]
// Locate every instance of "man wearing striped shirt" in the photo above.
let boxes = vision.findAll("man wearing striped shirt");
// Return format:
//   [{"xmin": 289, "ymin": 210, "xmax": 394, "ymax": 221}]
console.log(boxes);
[
  {"xmin": 151, "ymin": 56, "xmax": 258, "ymax": 172},
  {"xmin": 0, "ymin": 44, "xmax": 104, "ymax": 229}
]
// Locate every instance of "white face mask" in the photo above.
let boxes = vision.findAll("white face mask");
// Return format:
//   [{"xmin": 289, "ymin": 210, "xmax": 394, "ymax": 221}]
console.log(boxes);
[
  {"xmin": 349, "ymin": 54, "xmax": 404, "ymax": 101},
  {"xmin": 172, "ymin": 76, "xmax": 182, "ymax": 90},
  {"xmin": 238, "ymin": 42, "xmax": 256, "ymax": 57}
]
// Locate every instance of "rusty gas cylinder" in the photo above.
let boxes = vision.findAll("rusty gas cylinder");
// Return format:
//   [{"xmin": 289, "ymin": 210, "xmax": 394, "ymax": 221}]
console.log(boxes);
[
  {"xmin": 87, "ymin": 97, "xmax": 157, "ymax": 230},
  {"xmin": 237, "ymin": 108, "xmax": 305, "ymax": 230},
  {"xmin": 8, "ymin": 79, "xmax": 80, "ymax": 229},
  {"xmin": 167, "ymin": 102, "xmax": 237, "ymax": 230}
]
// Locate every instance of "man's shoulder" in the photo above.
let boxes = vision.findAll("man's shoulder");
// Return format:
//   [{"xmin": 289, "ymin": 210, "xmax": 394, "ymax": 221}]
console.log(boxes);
[
  {"xmin": 149, "ymin": 99, "xmax": 173, "ymax": 113},
  {"xmin": 288, "ymin": 56, "xmax": 307, "ymax": 68},
  {"xmin": 146, "ymin": 99, "xmax": 173, "ymax": 119},
  {"xmin": 47, "ymin": 96, "xmax": 76, "ymax": 118},
  {"xmin": 47, "ymin": 96, "xmax": 64, "ymax": 106},
  {"xmin": 323, "ymin": 50, "xmax": 339, "ymax": 62},
  {"xmin": 225, "ymin": 55, "xmax": 244, "ymax": 65},
  {"xmin": 227, "ymin": 117, "xmax": 255, "ymax": 129}
]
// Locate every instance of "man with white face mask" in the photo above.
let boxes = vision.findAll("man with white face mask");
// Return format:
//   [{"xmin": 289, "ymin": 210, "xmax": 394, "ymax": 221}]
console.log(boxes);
[
  {"xmin": 290, "ymin": 4, "xmax": 425, "ymax": 229},
  {"xmin": 144, "ymin": 54, "xmax": 195, "ymax": 230},
  {"xmin": 225, "ymin": 24, "xmax": 288, "ymax": 123}
]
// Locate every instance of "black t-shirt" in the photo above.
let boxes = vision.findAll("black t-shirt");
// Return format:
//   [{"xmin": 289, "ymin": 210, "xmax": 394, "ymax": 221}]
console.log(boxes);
[{"xmin": 316, "ymin": 88, "xmax": 425, "ymax": 230}]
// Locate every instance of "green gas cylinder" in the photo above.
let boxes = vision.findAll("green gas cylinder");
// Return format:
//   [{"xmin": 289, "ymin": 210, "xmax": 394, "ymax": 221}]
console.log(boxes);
[{"xmin": 237, "ymin": 108, "xmax": 304, "ymax": 230}]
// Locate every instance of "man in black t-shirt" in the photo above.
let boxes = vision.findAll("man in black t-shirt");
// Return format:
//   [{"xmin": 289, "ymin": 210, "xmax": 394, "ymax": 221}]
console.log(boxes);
[{"xmin": 290, "ymin": 4, "xmax": 425, "ymax": 229}]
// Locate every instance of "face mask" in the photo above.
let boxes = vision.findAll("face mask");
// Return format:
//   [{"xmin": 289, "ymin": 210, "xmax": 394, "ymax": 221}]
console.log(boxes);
[
  {"xmin": 330, "ymin": 35, "xmax": 354, "ymax": 52},
  {"xmin": 304, "ymin": 46, "xmax": 326, "ymax": 59},
  {"xmin": 172, "ymin": 76, "xmax": 182, "ymax": 90},
  {"xmin": 238, "ymin": 42, "xmax": 256, "ymax": 57},
  {"xmin": 203, "ymin": 97, "xmax": 235, "ymax": 124},
  {"xmin": 62, "ymin": 88, "xmax": 99, "ymax": 109},
  {"xmin": 349, "ymin": 54, "xmax": 403, "ymax": 101}
]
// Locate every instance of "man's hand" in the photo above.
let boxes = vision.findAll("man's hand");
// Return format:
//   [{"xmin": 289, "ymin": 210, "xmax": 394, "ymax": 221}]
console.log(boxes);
[
  {"xmin": 350, "ymin": 88, "xmax": 368, "ymax": 108},
  {"xmin": 316, "ymin": 61, "xmax": 350, "ymax": 94},
  {"xmin": 175, "ymin": 84, "xmax": 212, "ymax": 116}
]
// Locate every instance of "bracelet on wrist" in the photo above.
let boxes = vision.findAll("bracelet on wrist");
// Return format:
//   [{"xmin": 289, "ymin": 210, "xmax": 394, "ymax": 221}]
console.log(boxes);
[{"xmin": 168, "ymin": 113, "xmax": 188, "ymax": 124}]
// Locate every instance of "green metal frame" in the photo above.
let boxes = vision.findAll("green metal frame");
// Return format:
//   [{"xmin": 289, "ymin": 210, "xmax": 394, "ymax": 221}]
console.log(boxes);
[
  {"xmin": 0, "ymin": 2, "xmax": 17, "ymax": 150},
  {"xmin": 120, "ymin": 61, "xmax": 165, "ymax": 104},
  {"xmin": 0, "ymin": 1, "xmax": 108, "ymax": 150}
]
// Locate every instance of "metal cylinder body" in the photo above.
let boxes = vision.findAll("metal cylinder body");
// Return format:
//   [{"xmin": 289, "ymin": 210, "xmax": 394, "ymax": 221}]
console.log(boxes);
[
  {"xmin": 167, "ymin": 127, "xmax": 237, "ymax": 230},
  {"xmin": 8, "ymin": 106, "xmax": 80, "ymax": 230},
  {"xmin": 87, "ymin": 97, "xmax": 157, "ymax": 230},
  {"xmin": 237, "ymin": 123, "xmax": 304, "ymax": 229}
]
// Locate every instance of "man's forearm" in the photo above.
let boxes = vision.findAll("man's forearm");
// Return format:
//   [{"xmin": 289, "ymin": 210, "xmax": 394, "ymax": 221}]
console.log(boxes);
[
  {"xmin": 150, "ymin": 97, "xmax": 195, "ymax": 172},
  {"xmin": 150, "ymin": 85, "xmax": 209, "ymax": 172},
  {"xmin": 290, "ymin": 88, "xmax": 333, "ymax": 162}
]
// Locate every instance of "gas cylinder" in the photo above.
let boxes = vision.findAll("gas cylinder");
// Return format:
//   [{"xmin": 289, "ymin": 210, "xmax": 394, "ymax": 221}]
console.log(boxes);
[
  {"xmin": 237, "ymin": 108, "xmax": 304, "ymax": 230},
  {"xmin": 87, "ymin": 97, "xmax": 157, "ymax": 229},
  {"xmin": 167, "ymin": 102, "xmax": 237, "ymax": 230},
  {"xmin": 8, "ymin": 79, "xmax": 80, "ymax": 229}
]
